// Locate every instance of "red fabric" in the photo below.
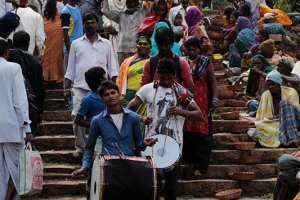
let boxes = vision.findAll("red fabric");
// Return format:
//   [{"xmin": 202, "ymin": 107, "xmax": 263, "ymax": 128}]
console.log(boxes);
[
  {"xmin": 137, "ymin": 9, "xmax": 160, "ymax": 36},
  {"xmin": 183, "ymin": 63, "xmax": 213, "ymax": 134}
]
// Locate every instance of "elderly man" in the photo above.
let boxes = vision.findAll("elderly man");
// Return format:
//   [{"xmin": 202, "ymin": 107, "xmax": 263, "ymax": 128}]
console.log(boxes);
[
  {"xmin": 255, "ymin": 70, "xmax": 300, "ymax": 148},
  {"xmin": 0, "ymin": 38, "xmax": 34, "ymax": 200}
]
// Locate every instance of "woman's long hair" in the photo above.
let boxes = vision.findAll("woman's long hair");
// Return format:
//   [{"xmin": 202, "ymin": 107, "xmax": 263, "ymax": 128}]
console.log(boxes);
[{"xmin": 44, "ymin": 0, "xmax": 57, "ymax": 21}]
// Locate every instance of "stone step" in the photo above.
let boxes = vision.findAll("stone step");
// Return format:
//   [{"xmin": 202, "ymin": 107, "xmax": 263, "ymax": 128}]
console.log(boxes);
[
  {"xmin": 43, "ymin": 110, "xmax": 72, "ymax": 122},
  {"xmin": 37, "ymin": 120, "xmax": 253, "ymax": 136},
  {"xmin": 43, "ymin": 173, "xmax": 87, "ymax": 180},
  {"xmin": 39, "ymin": 148, "xmax": 297, "ymax": 166},
  {"xmin": 44, "ymin": 99, "xmax": 67, "ymax": 111},
  {"xmin": 44, "ymin": 82, "xmax": 63, "ymax": 90},
  {"xmin": 44, "ymin": 163, "xmax": 80, "ymax": 174},
  {"xmin": 21, "ymin": 178, "xmax": 276, "ymax": 198},
  {"xmin": 45, "ymin": 89, "xmax": 64, "ymax": 100},
  {"xmin": 214, "ymin": 107, "xmax": 247, "ymax": 113},
  {"xmin": 35, "ymin": 133, "xmax": 251, "ymax": 151},
  {"xmin": 37, "ymin": 122, "xmax": 73, "ymax": 135}
]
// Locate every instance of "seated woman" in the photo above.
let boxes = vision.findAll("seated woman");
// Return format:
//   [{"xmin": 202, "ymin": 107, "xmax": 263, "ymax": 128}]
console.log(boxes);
[
  {"xmin": 149, "ymin": 22, "xmax": 181, "ymax": 56},
  {"xmin": 243, "ymin": 28, "xmax": 269, "ymax": 59},
  {"xmin": 137, "ymin": 0, "xmax": 169, "ymax": 38},
  {"xmin": 274, "ymin": 152, "xmax": 300, "ymax": 200},
  {"xmin": 255, "ymin": 70, "xmax": 300, "ymax": 148},
  {"xmin": 222, "ymin": 6, "xmax": 234, "ymax": 28},
  {"xmin": 225, "ymin": 16, "xmax": 257, "ymax": 68}
]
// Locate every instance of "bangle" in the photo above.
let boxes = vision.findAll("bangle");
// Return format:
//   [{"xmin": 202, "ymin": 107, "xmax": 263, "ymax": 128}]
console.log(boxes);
[
  {"xmin": 65, "ymin": 89, "xmax": 70, "ymax": 91},
  {"xmin": 212, "ymin": 97, "xmax": 219, "ymax": 103}
]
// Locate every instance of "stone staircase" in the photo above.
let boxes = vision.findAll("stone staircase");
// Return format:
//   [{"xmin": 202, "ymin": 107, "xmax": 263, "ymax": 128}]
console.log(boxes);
[{"xmin": 24, "ymin": 60, "xmax": 297, "ymax": 199}]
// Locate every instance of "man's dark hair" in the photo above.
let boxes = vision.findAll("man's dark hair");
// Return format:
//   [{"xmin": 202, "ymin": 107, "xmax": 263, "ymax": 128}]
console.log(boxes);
[
  {"xmin": 0, "ymin": 37, "xmax": 9, "ymax": 56},
  {"xmin": 82, "ymin": 11, "xmax": 98, "ymax": 23},
  {"xmin": 13, "ymin": 30, "xmax": 30, "ymax": 51},
  {"xmin": 224, "ymin": 6, "xmax": 234, "ymax": 17},
  {"xmin": 258, "ymin": 28, "xmax": 270, "ymax": 40},
  {"xmin": 85, "ymin": 67, "xmax": 106, "ymax": 92},
  {"xmin": 184, "ymin": 36, "xmax": 201, "ymax": 49},
  {"xmin": 157, "ymin": 58, "xmax": 176, "ymax": 75},
  {"xmin": 154, "ymin": 27, "xmax": 174, "ymax": 45},
  {"xmin": 239, "ymin": 4, "xmax": 251, "ymax": 16},
  {"xmin": 99, "ymin": 80, "xmax": 119, "ymax": 98}
]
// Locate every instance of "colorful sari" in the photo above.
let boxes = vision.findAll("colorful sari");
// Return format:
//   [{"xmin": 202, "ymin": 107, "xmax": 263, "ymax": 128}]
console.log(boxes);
[
  {"xmin": 42, "ymin": 14, "xmax": 64, "ymax": 83},
  {"xmin": 255, "ymin": 86, "xmax": 299, "ymax": 147},
  {"xmin": 227, "ymin": 17, "xmax": 257, "ymax": 68},
  {"xmin": 245, "ymin": 54, "xmax": 273, "ymax": 97}
]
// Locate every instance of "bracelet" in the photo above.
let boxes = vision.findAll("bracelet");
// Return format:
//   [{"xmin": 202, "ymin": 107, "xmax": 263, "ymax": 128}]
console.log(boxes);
[
  {"xmin": 65, "ymin": 89, "xmax": 70, "ymax": 92},
  {"xmin": 212, "ymin": 97, "xmax": 219, "ymax": 103}
]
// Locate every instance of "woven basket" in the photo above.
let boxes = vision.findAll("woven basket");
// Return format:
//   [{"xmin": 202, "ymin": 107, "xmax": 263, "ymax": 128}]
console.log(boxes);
[
  {"xmin": 215, "ymin": 189, "xmax": 242, "ymax": 200},
  {"xmin": 228, "ymin": 172, "xmax": 256, "ymax": 181},
  {"xmin": 218, "ymin": 90, "xmax": 235, "ymax": 100},
  {"xmin": 235, "ymin": 156, "xmax": 261, "ymax": 164},
  {"xmin": 227, "ymin": 84, "xmax": 245, "ymax": 91},
  {"xmin": 234, "ymin": 142, "xmax": 256, "ymax": 150},
  {"xmin": 227, "ymin": 100, "xmax": 247, "ymax": 107},
  {"xmin": 220, "ymin": 111, "xmax": 240, "ymax": 120}
]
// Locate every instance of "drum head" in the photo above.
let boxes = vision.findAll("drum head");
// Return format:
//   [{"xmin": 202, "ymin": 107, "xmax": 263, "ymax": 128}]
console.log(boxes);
[
  {"xmin": 142, "ymin": 134, "xmax": 180, "ymax": 171},
  {"xmin": 90, "ymin": 156, "xmax": 102, "ymax": 200}
]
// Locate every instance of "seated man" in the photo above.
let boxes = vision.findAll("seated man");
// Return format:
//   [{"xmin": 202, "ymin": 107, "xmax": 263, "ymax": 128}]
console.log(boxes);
[
  {"xmin": 255, "ymin": 70, "xmax": 300, "ymax": 148},
  {"xmin": 262, "ymin": 13, "xmax": 285, "ymax": 35}
]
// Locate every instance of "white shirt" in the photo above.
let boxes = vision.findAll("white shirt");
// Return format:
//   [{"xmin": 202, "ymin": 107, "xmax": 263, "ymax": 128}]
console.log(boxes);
[
  {"xmin": 292, "ymin": 61, "xmax": 300, "ymax": 78},
  {"xmin": 65, "ymin": 34, "xmax": 119, "ymax": 90},
  {"xmin": 0, "ymin": 57, "xmax": 31, "ymax": 143},
  {"xmin": 0, "ymin": 2, "xmax": 12, "ymax": 17},
  {"xmin": 9, "ymin": 7, "xmax": 46, "ymax": 55},
  {"xmin": 168, "ymin": 4, "xmax": 187, "ymax": 26},
  {"xmin": 102, "ymin": 0, "xmax": 126, "ymax": 31}
]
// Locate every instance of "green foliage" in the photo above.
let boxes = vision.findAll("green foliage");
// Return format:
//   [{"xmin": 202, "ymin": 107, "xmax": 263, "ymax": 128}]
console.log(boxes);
[{"xmin": 272, "ymin": 0, "xmax": 292, "ymax": 13}]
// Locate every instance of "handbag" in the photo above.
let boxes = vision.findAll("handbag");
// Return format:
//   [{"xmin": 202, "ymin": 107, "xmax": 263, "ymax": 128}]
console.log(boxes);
[{"xmin": 18, "ymin": 142, "xmax": 43, "ymax": 195}]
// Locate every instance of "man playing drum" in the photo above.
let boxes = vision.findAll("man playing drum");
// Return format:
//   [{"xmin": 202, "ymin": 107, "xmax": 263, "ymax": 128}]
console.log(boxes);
[
  {"xmin": 72, "ymin": 80, "xmax": 158, "ymax": 199},
  {"xmin": 127, "ymin": 58, "xmax": 203, "ymax": 200}
]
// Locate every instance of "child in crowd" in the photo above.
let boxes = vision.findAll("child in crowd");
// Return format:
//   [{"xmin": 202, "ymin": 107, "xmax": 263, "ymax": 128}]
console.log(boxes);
[
  {"xmin": 74, "ymin": 67, "xmax": 107, "ymax": 128},
  {"xmin": 171, "ymin": 12, "xmax": 186, "ymax": 44},
  {"xmin": 223, "ymin": 6, "xmax": 234, "ymax": 28}
]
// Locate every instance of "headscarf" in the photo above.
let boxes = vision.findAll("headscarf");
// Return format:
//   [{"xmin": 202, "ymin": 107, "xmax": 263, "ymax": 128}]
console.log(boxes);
[
  {"xmin": 277, "ymin": 154, "xmax": 300, "ymax": 180},
  {"xmin": 258, "ymin": 39, "xmax": 275, "ymax": 59},
  {"xmin": 185, "ymin": 6, "xmax": 203, "ymax": 36},
  {"xmin": 149, "ymin": 22, "xmax": 181, "ymax": 56},
  {"xmin": 246, "ymin": 54, "xmax": 273, "ymax": 95},
  {"xmin": 236, "ymin": 16, "xmax": 252, "ymax": 33},
  {"xmin": 266, "ymin": 70, "xmax": 282, "ymax": 85},
  {"xmin": 137, "ymin": 0, "xmax": 168, "ymax": 37}
]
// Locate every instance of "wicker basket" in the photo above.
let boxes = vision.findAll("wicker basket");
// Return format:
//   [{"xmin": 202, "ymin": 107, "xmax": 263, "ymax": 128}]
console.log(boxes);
[
  {"xmin": 227, "ymin": 100, "xmax": 247, "ymax": 107},
  {"xmin": 227, "ymin": 84, "xmax": 245, "ymax": 91},
  {"xmin": 228, "ymin": 172, "xmax": 256, "ymax": 181},
  {"xmin": 220, "ymin": 111, "xmax": 240, "ymax": 120},
  {"xmin": 235, "ymin": 156, "xmax": 261, "ymax": 164},
  {"xmin": 215, "ymin": 189, "xmax": 242, "ymax": 200},
  {"xmin": 218, "ymin": 90, "xmax": 235, "ymax": 100},
  {"xmin": 234, "ymin": 142, "xmax": 256, "ymax": 150}
]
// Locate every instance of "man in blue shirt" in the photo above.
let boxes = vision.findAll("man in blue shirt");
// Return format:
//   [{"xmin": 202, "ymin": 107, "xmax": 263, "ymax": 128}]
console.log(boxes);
[{"xmin": 72, "ymin": 80, "xmax": 157, "ymax": 174}]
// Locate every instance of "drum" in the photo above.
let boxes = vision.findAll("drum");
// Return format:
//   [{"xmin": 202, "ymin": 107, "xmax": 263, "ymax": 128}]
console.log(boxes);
[
  {"xmin": 90, "ymin": 155, "xmax": 156, "ymax": 200},
  {"xmin": 142, "ymin": 134, "xmax": 181, "ymax": 172}
]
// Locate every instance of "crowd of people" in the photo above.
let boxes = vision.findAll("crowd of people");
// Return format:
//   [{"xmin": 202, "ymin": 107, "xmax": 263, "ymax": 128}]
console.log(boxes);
[{"xmin": 1, "ymin": 0, "xmax": 300, "ymax": 199}]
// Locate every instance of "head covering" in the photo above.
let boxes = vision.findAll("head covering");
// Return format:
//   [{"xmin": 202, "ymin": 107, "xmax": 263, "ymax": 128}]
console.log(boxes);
[
  {"xmin": 171, "ymin": 11, "xmax": 181, "ymax": 25},
  {"xmin": 258, "ymin": 39, "xmax": 275, "ymax": 58},
  {"xmin": 263, "ymin": 12, "xmax": 275, "ymax": 19},
  {"xmin": 266, "ymin": 70, "xmax": 282, "ymax": 85},
  {"xmin": 185, "ymin": 6, "xmax": 203, "ymax": 36},
  {"xmin": 236, "ymin": 16, "xmax": 252, "ymax": 33},
  {"xmin": 277, "ymin": 154, "xmax": 300, "ymax": 180}
]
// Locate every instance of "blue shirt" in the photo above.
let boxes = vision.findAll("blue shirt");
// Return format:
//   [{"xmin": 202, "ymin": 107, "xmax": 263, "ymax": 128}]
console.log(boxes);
[
  {"xmin": 77, "ymin": 91, "xmax": 106, "ymax": 121},
  {"xmin": 82, "ymin": 107, "xmax": 146, "ymax": 170},
  {"xmin": 60, "ymin": 4, "xmax": 83, "ymax": 53}
]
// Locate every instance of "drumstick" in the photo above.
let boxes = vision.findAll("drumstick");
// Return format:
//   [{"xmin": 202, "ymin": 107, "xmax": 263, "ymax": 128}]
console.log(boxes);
[{"xmin": 161, "ymin": 134, "xmax": 167, "ymax": 157}]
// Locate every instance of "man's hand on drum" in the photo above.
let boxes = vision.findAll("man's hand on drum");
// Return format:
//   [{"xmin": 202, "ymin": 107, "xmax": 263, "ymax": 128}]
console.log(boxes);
[
  {"xmin": 143, "ymin": 138, "xmax": 158, "ymax": 147},
  {"xmin": 140, "ymin": 116, "xmax": 153, "ymax": 125},
  {"xmin": 71, "ymin": 167, "xmax": 88, "ymax": 177}
]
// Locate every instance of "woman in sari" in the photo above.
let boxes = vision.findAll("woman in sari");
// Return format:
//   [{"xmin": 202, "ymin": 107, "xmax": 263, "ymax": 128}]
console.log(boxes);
[
  {"xmin": 226, "ymin": 16, "xmax": 257, "ymax": 68},
  {"xmin": 149, "ymin": 22, "xmax": 181, "ymax": 56},
  {"xmin": 184, "ymin": 6, "xmax": 211, "ymax": 55},
  {"xmin": 182, "ymin": 36, "xmax": 218, "ymax": 176},
  {"xmin": 137, "ymin": 0, "xmax": 169, "ymax": 38},
  {"xmin": 116, "ymin": 36, "xmax": 151, "ymax": 107},
  {"xmin": 42, "ymin": 0, "xmax": 64, "ymax": 83}
]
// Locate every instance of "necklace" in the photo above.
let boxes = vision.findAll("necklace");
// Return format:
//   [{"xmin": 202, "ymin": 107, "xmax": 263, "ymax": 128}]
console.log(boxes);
[{"xmin": 188, "ymin": 55, "xmax": 199, "ymax": 63}]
